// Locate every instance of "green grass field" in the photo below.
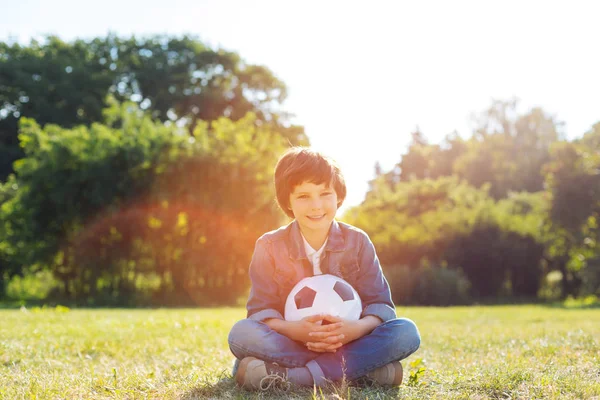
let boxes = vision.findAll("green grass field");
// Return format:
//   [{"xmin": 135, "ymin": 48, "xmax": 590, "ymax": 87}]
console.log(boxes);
[{"xmin": 1, "ymin": 305, "xmax": 599, "ymax": 399}]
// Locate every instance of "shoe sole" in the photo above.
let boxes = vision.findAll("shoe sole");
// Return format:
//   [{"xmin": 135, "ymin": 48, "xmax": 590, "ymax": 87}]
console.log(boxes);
[
  {"xmin": 394, "ymin": 362, "xmax": 404, "ymax": 386},
  {"xmin": 235, "ymin": 357, "xmax": 259, "ymax": 387}
]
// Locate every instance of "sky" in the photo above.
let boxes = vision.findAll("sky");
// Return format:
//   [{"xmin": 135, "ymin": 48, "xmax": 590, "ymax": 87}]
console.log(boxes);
[{"xmin": 2, "ymin": 0, "xmax": 600, "ymax": 212}]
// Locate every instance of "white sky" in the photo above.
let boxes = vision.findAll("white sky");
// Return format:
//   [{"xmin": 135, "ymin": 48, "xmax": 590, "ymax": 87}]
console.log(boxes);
[{"xmin": 2, "ymin": 0, "xmax": 600, "ymax": 212}]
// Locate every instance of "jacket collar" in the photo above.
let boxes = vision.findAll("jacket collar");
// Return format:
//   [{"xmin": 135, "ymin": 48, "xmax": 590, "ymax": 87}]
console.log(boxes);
[{"xmin": 288, "ymin": 219, "xmax": 345, "ymax": 260}]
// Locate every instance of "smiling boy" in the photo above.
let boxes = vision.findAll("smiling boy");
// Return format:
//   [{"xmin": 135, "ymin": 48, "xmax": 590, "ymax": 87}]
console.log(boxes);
[{"xmin": 228, "ymin": 147, "xmax": 421, "ymax": 390}]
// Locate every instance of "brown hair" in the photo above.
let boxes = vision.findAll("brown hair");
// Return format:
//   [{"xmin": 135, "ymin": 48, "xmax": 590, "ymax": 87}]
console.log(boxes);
[{"xmin": 274, "ymin": 147, "xmax": 346, "ymax": 218}]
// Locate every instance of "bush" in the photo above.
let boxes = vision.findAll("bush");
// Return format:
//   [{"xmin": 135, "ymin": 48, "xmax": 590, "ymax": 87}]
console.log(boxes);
[
  {"xmin": 6, "ymin": 270, "xmax": 59, "ymax": 301},
  {"xmin": 384, "ymin": 265, "xmax": 419, "ymax": 305},
  {"xmin": 0, "ymin": 101, "xmax": 287, "ymax": 306},
  {"xmin": 580, "ymin": 257, "xmax": 600, "ymax": 297},
  {"xmin": 444, "ymin": 224, "xmax": 543, "ymax": 299},
  {"xmin": 538, "ymin": 271, "xmax": 563, "ymax": 301},
  {"xmin": 412, "ymin": 265, "xmax": 471, "ymax": 306},
  {"xmin": 384, "ymin": 263, "xmax": 471, "ymax": 306}
]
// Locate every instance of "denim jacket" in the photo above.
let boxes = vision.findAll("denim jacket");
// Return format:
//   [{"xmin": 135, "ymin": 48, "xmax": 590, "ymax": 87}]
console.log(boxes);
[{"xmin": 246, "ymin": 219, "xmax": 397, "ymax": 323}]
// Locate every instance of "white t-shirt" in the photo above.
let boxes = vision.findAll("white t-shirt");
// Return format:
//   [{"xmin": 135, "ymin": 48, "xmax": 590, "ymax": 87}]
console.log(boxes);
[{"xmin": 302, "ymin": 234, "xmax": 328, "ymax": 275}]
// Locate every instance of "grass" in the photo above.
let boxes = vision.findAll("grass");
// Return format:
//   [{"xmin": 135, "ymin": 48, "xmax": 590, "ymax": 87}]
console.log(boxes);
[{"xmin": 0, "ymin": 305, "xmax": 599, "ymax": 399}]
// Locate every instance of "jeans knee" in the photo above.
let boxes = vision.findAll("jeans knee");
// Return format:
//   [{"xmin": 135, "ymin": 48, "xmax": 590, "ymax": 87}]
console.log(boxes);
[
  {"xmin": 228, "ymin": 319, "xmax": 264, "ymax": 350},
  {"xmin": 406, "ymin": 318, "xmax": 421, "ymax": 352},
  {"xmin": 388, "ymin": 318, "xmax": 421, "ymax": 355}
]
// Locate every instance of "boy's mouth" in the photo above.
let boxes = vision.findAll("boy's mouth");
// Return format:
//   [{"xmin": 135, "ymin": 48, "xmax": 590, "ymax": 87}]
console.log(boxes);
[{"xmin": 307, "ymin": 214, "xmax": 326, "ymax": 221}]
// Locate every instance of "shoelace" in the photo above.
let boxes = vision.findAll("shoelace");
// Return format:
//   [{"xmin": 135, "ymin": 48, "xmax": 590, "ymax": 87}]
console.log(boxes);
[{"xmin": 259, "ymin": 373, "xmax": 291, "ymax": 392}]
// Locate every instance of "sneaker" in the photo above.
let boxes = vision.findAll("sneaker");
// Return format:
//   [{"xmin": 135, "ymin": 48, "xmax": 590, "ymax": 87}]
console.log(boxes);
[
  {"xmin": 366, "ymin": 361, "xmax": 403, "ymax": 386},
  {"xmin": 235, "ymin": 357, "xmax": 291, "ymax": 391}
]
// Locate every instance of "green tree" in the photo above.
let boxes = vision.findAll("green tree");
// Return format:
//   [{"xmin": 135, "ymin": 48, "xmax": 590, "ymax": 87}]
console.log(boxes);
[
  {"xmin": 346, "ymin": 173, "xmax": 548, "ymax": 301},
  {"xmin": 445, "ymin": 192, "xmax": 547, "ymax": 298},
  {"xmin": 376, "ymin": 129, "xmax": 467, "ymax": 189},
  {"xmin": 344, "ymin": 176, "xmax": 493, "ymax": 267},
  {"xmin": 0, "ymin": 99, "xmax": 287, "ymax": 305},
  {"xmin": 543, "ymin": 126, "xmax": 600, "ymax": 298},
  {"xmin": 0, "ymin": 34, "xmax": 307, "ymax": 181},
  {"xmin": 455, "ymin": 99, "xmax": 562, "ymax": 198},
  {"xmin": 0, "ymin": 174, "xmax": 22, "ymax": 297}
]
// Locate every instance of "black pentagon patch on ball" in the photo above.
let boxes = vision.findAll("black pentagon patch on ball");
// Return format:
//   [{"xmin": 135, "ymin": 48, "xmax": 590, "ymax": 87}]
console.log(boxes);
[
  {"xmin": 333, "ymin": 281, "xmax": 355, "ymax": 301},
  {"xmin": 295, "ymin": 286, "xmax": 317, "ymax": 309}
]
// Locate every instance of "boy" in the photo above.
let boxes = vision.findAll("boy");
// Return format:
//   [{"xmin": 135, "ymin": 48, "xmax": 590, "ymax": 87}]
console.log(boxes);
[{"xmin": 228, "ymin": 147, "xmax": 420, "ymax": 390}]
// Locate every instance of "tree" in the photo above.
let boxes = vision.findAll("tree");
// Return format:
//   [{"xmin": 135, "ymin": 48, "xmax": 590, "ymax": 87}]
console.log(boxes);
[
  {"xmin": 344, "ymin": 176, "xmax": 494, "ymax": 267},
  {"xmin": 0, "ymin": 98, "xmax": 288, "ymax": 305},
  {"xmin": 376, "ymin": 128, "xmax": 467, "ymax": 191},
  {"xmin": 444, "ymin": 191, "xmax": 547, "ymax": 299},
  {"xmin": 398, "ymin": 127, "xmax": 431, "ymax": 181},
  {"xmin": 543, "ymin": 127, "xmax": 600, "ymax": 298},
  {"xmin": 0, "ymin": 174, "xmax": 22, "ymax": 297},
  {"xmin": 346, "ymin": 172, "xmax": 548, "ymax": 301},
  {"xmin": 0, "ymin": 34, "xmax": 307, "ymax": 181},
  {"xmin": 455, "ymin": 99, "xmax": 562, "ymax": 198}
]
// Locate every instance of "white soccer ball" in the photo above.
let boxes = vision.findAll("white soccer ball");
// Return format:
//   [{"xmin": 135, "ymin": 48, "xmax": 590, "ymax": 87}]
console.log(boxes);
[{"xmin": 284, "ymin": 274, "xmax": 362, "ymax": 322}]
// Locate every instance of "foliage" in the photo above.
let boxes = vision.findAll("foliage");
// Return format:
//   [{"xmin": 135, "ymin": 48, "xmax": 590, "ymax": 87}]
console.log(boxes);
[
  {"xmin": 385, "ymin": 264, "xmax": 471, "ymax": 306},
  {"xmin": 2, "ymin": 39, "xmax": 599, "ymax": 306},
  {"xmin": 455, "ymin": 100, "xmax": 562, "ymax": 198},
  {"xmin": 542, "ymin": 123, "xmax": 600, "ymax": 297},
  {"xmin": 345, "ymin": 176, "xmax": 494, "ymax": 267},
  {"xmin": 407, "ymin": 358, "xmax": 427, "ymax": 387},
  {"xmin": 348, "ymin": 99, "xmax": 599, "ymax": 302},
  {"xmin": 0, "ymin": 99, "xmax": 287, "ymax": 305},
  {"xmin": 0, "ymin": 34, "xmax": 307, "ymax": 180},
  {"xmin": 377, "ymin": 99, "xmax": 562, "ymax": 200}
]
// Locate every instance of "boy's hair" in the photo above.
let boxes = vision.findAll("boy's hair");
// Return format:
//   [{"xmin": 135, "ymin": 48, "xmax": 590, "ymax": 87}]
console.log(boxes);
[{"xmin": 274, "ymin": 147, "xmax": 346, "ymax": 218}]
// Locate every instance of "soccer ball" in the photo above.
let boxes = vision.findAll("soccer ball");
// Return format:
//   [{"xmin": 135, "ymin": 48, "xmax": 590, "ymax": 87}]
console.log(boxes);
[{"xmin": 284, "ymin": 274, "xmax": 362, "ymax": 322}]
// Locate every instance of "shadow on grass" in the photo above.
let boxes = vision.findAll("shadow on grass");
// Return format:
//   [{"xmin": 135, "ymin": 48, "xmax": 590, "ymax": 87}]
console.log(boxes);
[
  {"xmin": 180, "ymin": 373, "xmax": 404, "ymax": 400},
  {"xmin": 180, "ymin": 376, "xmax": 313, "ymax": 400},
  {"xmin": 180, "ymin": 376, "xmax": 239, "ymax": 400}
]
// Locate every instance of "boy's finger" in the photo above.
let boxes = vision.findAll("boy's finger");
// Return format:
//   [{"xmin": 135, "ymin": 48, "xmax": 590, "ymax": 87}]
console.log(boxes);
[
  {"xmin": 308, "ymin": 345, "xmax": 337, "ymax": 353},
  {"xmin": 307, "ymin": 345, "xmax": 326, "ymax": 353},
  {"xmin": 324, "ymin": 334, "xmax": 345, "ymax": 344},
  {"xmin": 308, "ymin": 331, "xmax": 337, "ymax": 340},
  {"xmin": 308, "ymin": 336, "xmax": 344, "ymax": 350},
  {"xmin": 309, "ymin": 330, "xmax": 342, "ymax": 340},
  {"xmin": 311, "ymin": 322, "xmax": 343, "ymax": 332},
  {"xmin": 322, "ymin": 315, "xmax": 343, "ymax": 323},
  {"xmin": 306, "ymin": 341, "xmax": 331, "ymax": 350},
  {"xmin": 319, "ymin": 336, "xmax": 342, "ymax": 345},
  {"xmin": 309, "ymin": 340, "xmax": 342, "ymax": 349},
  {"xmin": 325, "ymin": 342, "xmax": 343, "ymax": 350},
  {"xmin": 303, "ymin": 314, "xmax": 324, "ymax": 323}
]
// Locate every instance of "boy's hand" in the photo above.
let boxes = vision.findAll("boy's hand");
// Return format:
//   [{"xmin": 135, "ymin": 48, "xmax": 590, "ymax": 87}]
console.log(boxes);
[
  {"xmin": 306, "ymin": 315, "xmax": 381, "ymax": 352},
  {"xmin": 304, "ymin": 318, "xmax": 346, "ymax": 353},
  {"xmin": 282, "ymin": 314, "xmax": 331, "ymax": 343},
  {"xmin": 306, "ymin": 315, "xmax": 360, "ymax": 352}
]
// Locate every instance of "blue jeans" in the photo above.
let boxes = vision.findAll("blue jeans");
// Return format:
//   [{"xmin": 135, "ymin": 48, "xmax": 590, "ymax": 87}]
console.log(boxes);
[{"xmin": 228, "ymin": 318, "xmax": 421, "ymax": 386}]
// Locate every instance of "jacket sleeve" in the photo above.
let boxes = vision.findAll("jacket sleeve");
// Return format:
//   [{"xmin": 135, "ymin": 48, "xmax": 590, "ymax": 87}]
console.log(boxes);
[
  {"xmin": 246, "ymin": 237, "xmax": 285, "ymax": 321},
  {"xmin": 355, "ymin": 232, "xmax": 397, "ymax": 323}
]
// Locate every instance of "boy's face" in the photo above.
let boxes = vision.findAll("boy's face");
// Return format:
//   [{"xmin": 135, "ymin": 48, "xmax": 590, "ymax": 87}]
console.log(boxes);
[{"xmin": 289, "ymin": 181, "xmax": 338, "ymax": 235}]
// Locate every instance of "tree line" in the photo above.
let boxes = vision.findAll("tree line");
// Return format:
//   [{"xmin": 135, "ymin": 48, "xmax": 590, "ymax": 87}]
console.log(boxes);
[
  {"xmin": 0, "ymin": 35, "xmax": 598, "ymax": 305},
  {"xmin": 345, "ymin": 100, "xmax": 599, "ymax": 304}
]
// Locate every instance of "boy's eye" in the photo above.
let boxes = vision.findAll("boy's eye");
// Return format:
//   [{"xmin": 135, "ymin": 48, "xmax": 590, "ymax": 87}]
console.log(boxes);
[
  {"xmin": 297, "ymin": 195, "xmax": 308, "ymax": 199},
  {"xmin": 322, "ymin": 192, "xmax": 332, "ymax": 196}
]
